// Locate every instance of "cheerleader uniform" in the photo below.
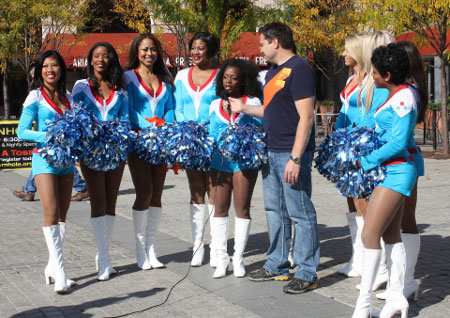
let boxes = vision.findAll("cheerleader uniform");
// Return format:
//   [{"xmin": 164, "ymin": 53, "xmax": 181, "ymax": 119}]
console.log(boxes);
[
  {"xmin": 72, "ymin": 79, "xmax": 129, "ymax": 281},
  {"xmin": 173, "ymin": 66, "xmax": 219, "ymax": 267},
  {"xmin": 17, "ymin": 87, "xmax": 74, "ymax": 177},
  {"xmin": 406, "ymin": 86, "xmax": 424, "ymax": 177},
  {"xmin": 124, "ymin": 69, "xmax": 175, "ymax": 129},
  {"xmin": 124, "ymin": 70, "xmax": 174, "ymax": 152},
  {"xmin": 336, "ymin": 75, "xmax": 390, "ymax": 131},
  {"xmin": 174, "ymin": 67, "xmax": 219, "ymax": 125},
  {"xmin": 72, "ymin": 79, "xmax": 129, "ymax": 122},
  {"xmin": 360, "ymin": 85, "xmax": 417, "ymax": 197},
  {"xmin": 209, "ymin": 96, "xmax": 263, "ymax": 173},
  {"xmin": 124, "ymin": 69, "xmax": 175, "ymax": 270},
  {"xmin": 335, "ymin": 75, "xmax": 363, "ymax": 130},
  {"xmin": 357, "ymin": 86, "xmax": 390, "ymax": 129}
]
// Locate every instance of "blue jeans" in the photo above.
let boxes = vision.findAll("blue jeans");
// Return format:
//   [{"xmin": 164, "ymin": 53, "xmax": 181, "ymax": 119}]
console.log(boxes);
[
  {"xmin": 73, "ymin": 168, "xmax": 87, "ymax": 192},
  {"xmin": 24, "ymin": 168, "xmax": 86, "ymax": 194},
  {"xmin": 262, "ymin": 150, "xmax": 320, "ymax": 282},
  {"xmin": 24, "ymin": 172, "xmax": 36, "ymax": 194}
]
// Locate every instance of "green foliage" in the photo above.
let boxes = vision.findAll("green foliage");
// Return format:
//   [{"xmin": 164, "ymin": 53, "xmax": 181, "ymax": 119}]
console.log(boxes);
[
  {"xmin": 0, "ymin": 0, "xmax": 90, "ymax": 81},
  {"xmin": 114, "ymin": 0, "xmax": 285, "ymax": 61},
  {"xmin": 286, "ymin": 0, "xmax": 359, "ymax": 54},
  {"xmin": 358, "ymin": 0, "xmax": 450, "ymax": 58},
  {"xmin": 319, "ymin": 99, "xmax": 334, "ymax": 107}
]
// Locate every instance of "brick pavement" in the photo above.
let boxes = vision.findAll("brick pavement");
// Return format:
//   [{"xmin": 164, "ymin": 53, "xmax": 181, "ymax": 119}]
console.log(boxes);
[{"xmin": 0, "ymin": 154, "xmax": 449, "ymax": 318}]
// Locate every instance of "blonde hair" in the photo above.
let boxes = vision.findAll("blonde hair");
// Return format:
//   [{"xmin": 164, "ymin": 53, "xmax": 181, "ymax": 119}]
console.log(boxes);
[
  {"xmin": 360, "ymin": 30, "xmax": 395, "ymax": 113},
  {"xmin": 345, "ymin": 34, "xmax": 366, "ymax": 86}
]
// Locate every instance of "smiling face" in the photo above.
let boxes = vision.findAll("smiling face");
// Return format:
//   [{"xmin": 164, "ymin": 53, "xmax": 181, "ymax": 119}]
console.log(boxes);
[
  {"xmin": 342, "ymin": 48, "xmax": 357, "ymax": 68},
  {"xmin": 223, "ymin": 66, "xmax": 242, "ymax": 98},
  {"xmin": 91, "ymin": 46, "xmax": 110, "ymax": 74},
  {"xmin": 138, "ymin": 37, "xmax": 158, "ymax": 69},
  {"xmin": 190, "ymin": 39, "xmax": 209, "ymax": 66},
  {"xmin": 41, "ymin": 56, "xmax": 61, "ymax": 87}
]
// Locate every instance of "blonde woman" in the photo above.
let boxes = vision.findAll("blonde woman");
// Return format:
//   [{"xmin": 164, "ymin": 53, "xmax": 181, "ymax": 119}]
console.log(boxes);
[{"xmin": 336, "ymin": 34, "xmax": 369, "ymax": 278}]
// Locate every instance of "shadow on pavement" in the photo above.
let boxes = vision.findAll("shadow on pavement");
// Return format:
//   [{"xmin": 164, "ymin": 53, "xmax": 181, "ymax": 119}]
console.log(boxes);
[{"xmin": 11, "ymin": 287, "xmax": 166, "ymax": 318}]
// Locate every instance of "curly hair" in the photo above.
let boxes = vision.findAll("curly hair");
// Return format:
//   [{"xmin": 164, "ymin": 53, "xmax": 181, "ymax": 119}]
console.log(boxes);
[
  {"xmin": 87, "ymin": 42, "xmax": 124, "ymax": 90},
  {"xmin": 371, "ymin": 43, "xmax": 409, "ymax": 86},
  {"xmin": 215, "ymin": 58, "xmax": 262, "ymax": 99}
]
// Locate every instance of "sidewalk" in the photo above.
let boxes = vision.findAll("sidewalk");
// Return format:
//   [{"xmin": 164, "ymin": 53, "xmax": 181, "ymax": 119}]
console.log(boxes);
[{"xmin": 0, "ymin": 154, "xmax": 449, "ymax": 318}]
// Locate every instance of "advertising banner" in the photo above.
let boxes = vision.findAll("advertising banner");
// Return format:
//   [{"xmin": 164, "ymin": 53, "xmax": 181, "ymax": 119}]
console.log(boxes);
[{"xmin": 0, "ymin": 120, "xmax": 35, "ymax": 170}]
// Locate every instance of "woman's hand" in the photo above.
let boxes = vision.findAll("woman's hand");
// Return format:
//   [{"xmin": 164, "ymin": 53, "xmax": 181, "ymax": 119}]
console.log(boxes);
[{"xmin": 222, "ymin": 100, "xmax": 231, "ymax": 113}]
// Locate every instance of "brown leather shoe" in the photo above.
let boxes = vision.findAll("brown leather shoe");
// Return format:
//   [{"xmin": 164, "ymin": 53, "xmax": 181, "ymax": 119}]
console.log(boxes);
[
  {"xmin": 71, "ymin": 191, "xmax": 89, "ymax": 201},
  {"xmin": 13, "ymin": 190, "xmax": 35, "ymax": 201}
]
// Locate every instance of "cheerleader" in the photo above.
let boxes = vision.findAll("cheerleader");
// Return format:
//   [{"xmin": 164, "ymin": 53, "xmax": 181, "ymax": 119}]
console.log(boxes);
[
  {"xmin": 17, "ymin": 50, "xmax": 74, "ymax": 293},
  {"xmin": 339, "ymin": 33, "xmax": 394, "ymax": 289},
  {"xmin": 353, "ymin": 44, "xmax": 417, "ymax": 318},
  {"xmin": 335, "ymin": 34, "xmax": 368, "ymax": 278},
  {"xmin": 209, "ymin": 58, "xmax": 263, "ymax": 278},
  {"xmin": 72, "ymin": 42, "xmax": 129, "ymax": 281},
  {"xmin": 174, "ymin": 32, "xmax": 219, "ymax": 266},
  {"xmin": 350, "ymin": 31, "xmax": 394, "ymax": 293},
  {"xmin": 376, "ymin": 41, "xmax": 427, "ymax": 302},
  {"xmin": 123, "ymin": 34, "xmax": 174, "ymax": 270}
]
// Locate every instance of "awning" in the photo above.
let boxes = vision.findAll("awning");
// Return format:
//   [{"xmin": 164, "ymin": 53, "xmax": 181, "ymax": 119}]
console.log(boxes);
[
  {"xmin": 56, "ymin": 32, "xmax": 267, "ymax": 69},
  {"xmin": 396, "ymin": 29, "xmax": 450, "ymax": 56}
]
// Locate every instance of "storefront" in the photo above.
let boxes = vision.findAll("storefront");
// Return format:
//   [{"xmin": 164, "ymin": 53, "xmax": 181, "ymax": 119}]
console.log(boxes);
[{"xmin": 58, "ymin": 32, "xmax": 268, "ymax": 91}]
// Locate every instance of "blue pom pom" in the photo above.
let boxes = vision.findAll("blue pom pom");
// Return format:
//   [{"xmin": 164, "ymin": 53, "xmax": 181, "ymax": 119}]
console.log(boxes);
[
  {"xmin": 316, "ymin": 127, "xmax": 386, "ymax": 198},
  {"xmin": 80, "ymin": 116, "xmax": 133, "ymax": 171},
  {"xmin": 219, "ymin": 123, "xmax": 268, "ymax": 169},
  {"xmin": 39, "ymin": 107, "xmax": 92, "ymax": 167},
  {"xmin": 134, "ymin": 124, "xmax": 171, "ymax": 165},
  {"xmin": 165, "ymin": 121, "xmax": 214, "ymax": 170},
  {"xmin": 315, "ymin": 128, "xmax": 350, "ymax": 181}
]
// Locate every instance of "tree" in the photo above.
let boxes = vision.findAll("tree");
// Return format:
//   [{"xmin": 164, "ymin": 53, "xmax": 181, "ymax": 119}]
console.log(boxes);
[
  {"xmin": 114, "ymin": 0, "xmax": 281, "ymax": 69},
  {"xmin": 286, "ymin": 0, "xmax": 360, "ymax": 110},
  {"xmin": 359, "ymin": 0, "xmax": 450, "ymax": 154},
  {"xmin": 0, "ymin": 0, "xmax": 90, "ymax": 118}
]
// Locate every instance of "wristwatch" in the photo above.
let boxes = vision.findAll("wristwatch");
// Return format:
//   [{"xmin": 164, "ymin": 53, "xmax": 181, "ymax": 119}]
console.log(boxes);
[{"xmin": 289, "ymin": 155, "xmax": 301, "ymax": 164}]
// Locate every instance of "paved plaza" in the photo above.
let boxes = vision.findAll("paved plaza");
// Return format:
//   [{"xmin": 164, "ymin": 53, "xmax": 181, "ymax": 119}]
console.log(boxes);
[{"xmin": 0, "ymin": 142, "xmax": 449, "ymax": 317}]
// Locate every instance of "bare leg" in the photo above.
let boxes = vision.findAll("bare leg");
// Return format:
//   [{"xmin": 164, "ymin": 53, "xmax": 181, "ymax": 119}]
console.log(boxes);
[
  {"xmin": 149, "ymin": 164, "xmax": 167, "ymax": 207},
  {"xmin": 80, "ymin": 164, "xmax": 106, "ymax": 217},
  {"xmin": 210, "ymin": 169, "xmax": 232, "ymax": 218},
  {"xmin": 401, "ymin": 181, "xmax": 419, "ymax": 234},
  {"xmin": 354, "ymin": 198, "xmax": 368, "ymax": 218},
  {"xmin": 362, "ymin": 186, "xmax": 405, "ymax": 249},
  {"xmin": 57, "ymin": 174, "xmax": 74, "ymax": 222},
  {"xmin": 186, "ymin": 169, "xmax": 210, "ymax": 204},
  {"xmin": 347, "ymin": 197, "xmax": 356, "ymax": 213},
  {"xmin": 36, "ymin": 174, "xmax": 71, "ymax": 226},
  {"xmin": 232, "ymin": 170, "xmax": 258, "ymax": 219},
  {"xmin": 128, "ymin": 152, "xmax": 153, "ymax": 210},
  {"xmin": 105, "ymin": 163, "xmax": 126, "ymax": 215}
]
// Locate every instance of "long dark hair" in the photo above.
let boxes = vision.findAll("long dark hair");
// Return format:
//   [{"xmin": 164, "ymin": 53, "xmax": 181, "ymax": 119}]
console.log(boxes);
[
  {"xmin": 215, "ymin": 58, "xmax": 262, "ymax": 99},
  {"xmin": 31, "ymin": 50, "xmax": 67, "ymax": 97},
  {"xmin": 87, "ymin": 42, "xmax": 123, "ymax": 89},
  {"xmin": 397, "ymin": 41, "xmax": 428, "ymax": 123},
  {"xmin": 189, "ymin": 32, "xmax": 219, "ymax": 65},
  {"xmin": 125, "ymin": 34, "xmax": 173, "ymax": 87}
]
